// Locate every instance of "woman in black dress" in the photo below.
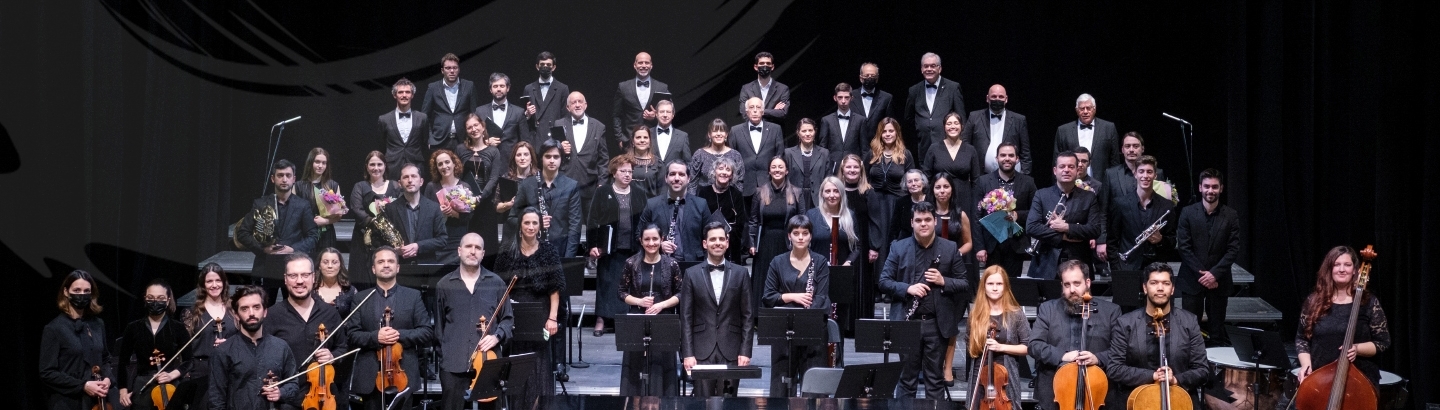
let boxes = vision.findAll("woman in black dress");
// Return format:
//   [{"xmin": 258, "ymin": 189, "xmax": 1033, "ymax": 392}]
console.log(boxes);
[
  {"xmin": 348, "ymin": 151, "xmax": 401, "ymax": 286},
  {"xmin": 424, "ymin": 148, "xmax": 479, "ymax": 265},
  {"xmin": 864, "ymin": 118, "xmax": 914, "ymax": 267},
  {"xmin": 39, "ymin": 270, "xmax": 114, "ymax": 410},
  {"xmin": 297, "ymin": 147, "xmax": 344, "ymax": 254},
  {"xmin": 493, "ymin": 207, "xmax": 565, "ymax": 402},
  {"xmin": 835, "ymin": 154, "xmax": 877, "ymax": 321},
  {"xmin": 921, "ymin": 113, "xmax": 982, "ymax": 208},
  {"xmin": 965, "ymin": 266, "xmax": 1029, "ymax": 410},
  {"xmin": 627, "ymin": 126, "xmax": 664, "ymax": 198},
  {"xmin": 116, "ymin": 279, "xmax": 190, "ymax": 410},
  {"xmin": 762, "ymin": 215, "xmax": 832, "ymax": 397},
  {"xmin": 748, "ymin": 156, "xmax": 811, "ymax": 313},
  {"xmin": 178, "ymin": 263, "xmax": 237, "ymax": 410},
  {"xmin": 457, "ymin": 114, "xmax": 502, "ymax": 251},
  {"xmin": 616, "ymin": 225, "xmax": 684, "ymax": 396},
  {"xmin": 587, "ymin": 155, "xmax": 650, "ymax": 337},
  {"xmin": 696, "ymin": 156, "xmax": 748, "ymax": 263},
  {"xmin": 932, "ymin": 172, "xmax": 974, "ymax": 258},
  {"xmin": 491, "ymin": 142, "xmax": 538, "ymax": 258},
  {"xmin": 314, "ymin": 248, "xmax": 357, "ymax": 409},
  {"xmin": 807, "ymin": 176, "xmax": 861, "ymax": 267},
  {"xmin": 1296, "ymin": 246, "xmax": 1391, "ymax": 388},
  {"xmin": 784, "ymin": 119, "xmax": 830, "ymax": 201}
]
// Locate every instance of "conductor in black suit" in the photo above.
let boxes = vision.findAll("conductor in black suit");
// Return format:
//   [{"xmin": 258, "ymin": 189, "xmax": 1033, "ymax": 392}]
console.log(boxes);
[
  {"xmin": 522, "ymin": 52, "xmax": 569, "ymax": 150},
  {"xmin": 820, "ymin": 83, "xmax": 868, "ymax": 166},
  {"xmin": 346, "ymin": 247, "xmax": 434, "ymax": 410},
  {"xmin": 737, "ymin": 51, "xmax": 790, "ymax": 124},
  {"xmin": 652, "ymin": 100, "xmax": 691, "ymax": 164},
  {"xmin": 476, "ymin": 72, "xmax": 525, "ymax": 163},
  {"xmin": 236, "ymin": 159, "xmax": 318, "ymax": 279},
  {"xmin": 680, "ymin": 222, "xmax": 755, "ymax": 397},
  {"xmin": 420, "ymin": 53, "xmax": 480, "ymax": 153},
  {"xmin": 729, "ymin": 97, "xmax": 785, "ymax": 198},
  {"xmin": 383, "ymin": 163, "xmax": 448, "ymax": 264},
  {"xmin": 380, "ymin": 78, "xmax": 431, "ymax": 180},
  {"xmin": 903, "ymin": 53, "xmax": 965, "ymax": 160},
  {"xmin": 877, "ymin": 201, "xmax": 968, "ymax": 399},
  {"xmin": 638, "ymin": 160, "xmax": 711, "ymax": 262},
  {"xmin": 612, "ymin": 52, "xmax": 669, "ymax": 152},
  {"xmin": 851, "ymin": 62, "xmax": 894, "ymax": 141},
  {"xmin": 1053, "ymin": 93, "xmax": 1121, "ymax": 184},
  {"xmin": 966, "ymin": 84, "xmax": 1033, "ymax": 175}
]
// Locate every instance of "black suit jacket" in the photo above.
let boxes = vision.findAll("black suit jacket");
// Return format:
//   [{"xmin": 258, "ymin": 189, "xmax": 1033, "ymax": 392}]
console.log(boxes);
[
  {"xmin": 510, "ymin": 174, "xmax": 583, "ymax": 256},
  {"xmin": 1025, "ymin": 185, "xmax": 1104, "ymax": 279},
  {"xmin": 903, "ymin": 78, "xmax": 965, "ymax": 143},
  {"xmin": 554, "ymin": 115, "xmax": 609, "ymax": 189},
  {"xmin": 420, "ymin": 79, "xmax": 481, "ymax": 149},
  {"xmin": 522, "ymin": 78, "xmax": 571, "ymax": 149},
  {"xmin": 344, "ymin": 285, "xmax": 434, "ymax": 395},
  {"xmin": 965, "ymin": 109, "xmax": 1033, "ymax": 174},
  {"xmin": 738, "ymin": 79, "xmax": 791, "ymax": 123},
  {"xmin": 727, "ymin": 121, "xmax": 786, "ymax": 197},
  {"xmin": 476, "ymin": 101, "xmax": 525, "ymax": 160},
  {"xmin": 1106, "ymin": 193, "xmax": 1176, "ymax": 270},
  {"xmin": 1105, "ymin": 308, "xmax": 1210, "ymax": 407},
  {"xmin": 876, "ymin": 236, "xmax": 968, "ymax": 338},
  {"xmin": 612, "ymin": 78, "xmax": 670, "ymax": 144},
  {"xmin": 379, "ymin": 109, "xmax": 431, "ymax": 180},
  {"xmin": 819, "ymin": 111, "xmax": 868, "ymax": 165},
  {"xmin": 1175, "ymin": 202, "xmax": 1241, "ymax": 296},
  {"xmin": 970, "ymin": 172, "xmax": 1038, "ymax": 256},
  {"xmin": 1053, "ymin": 118, "xmax": 1121, "ymax": 183},
  {"xmin": 1028, "ymin": 298, "xmax": 1124, "ymax": 410},
  {"xmin": 236, "ymin": 194, "xmax": 319, "ymax": 277},
  {"xmin": 381, "ymin": 196, "xmax": 449, "ymax": 264},
  {"xmin": 850, "ymin": 87, "xmax": 894, "ymax": 140},
  {"xmin": 679, "ymin": 261, "xmax": 754, "ymax": 361},
  {"xmin": 637, "ymin": 194, "xmax": 710, "ymax": 261},
  {"xmin": 652, "ymin": 125, "xmax": 691, "ymax": 164},
  {"xmin": 783, "ymin": 145, "xmax": 831, "ymax": 196}
]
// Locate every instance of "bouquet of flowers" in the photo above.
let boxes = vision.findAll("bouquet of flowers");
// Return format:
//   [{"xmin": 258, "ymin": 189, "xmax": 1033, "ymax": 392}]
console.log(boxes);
[
  {"xmin": 368, "ymin": 196, "xmax": 394, "ymax": 216},
  {"xmin": 441, "ymin": 185, "xmax": 479, "ymax": 213},
  {"xmin": 314, "ymin": 187, "xmax": 348, "ymax": 217},
  {"xmin": 978, "ymin": 188, "xmax": 1017, "ymax": 214},
  {"xmin": 977, "ymin": 188, "xmax": 1024, "ymax": 240},
  {"xmin": 1075, "ymin": 178, "xmax": 1094, "ymax": 193},
  {"xmin": 1153, "ymin": 180, "xmax": 1179, "ymax": 202}
]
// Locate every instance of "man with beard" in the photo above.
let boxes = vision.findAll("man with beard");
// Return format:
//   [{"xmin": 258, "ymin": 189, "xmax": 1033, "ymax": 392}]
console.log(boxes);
[
  {"xmin": 382, "ymin": 163, "xmax": 448, "ymax": 264},
  {"xmin": 435, "ymin": 233, "xmax": 512, "ymax": 410},
  {"xmin": 1104, "ymin": 263, "xmax": 1209, "ymax": 408},
  {"xmin": 1175, "ymin": 169, "xmax": 1240, "ymax": 345},
  {"xmin": 1027, "ymin": 260, "xmax": 1122, "ymax": 410},
  {"xmin": 638, "ymin": 160, "xmax": 710, "ymax": 262},
  {"xmin": 1025, "ymin": 152, "xmax": 1104, "ymax": 279},
  {"xmin": 210, "ymin": 285, "xmax": 299, "ymax": 410},
  {"xmin": 877, "ymin": 201, "xmax": 968, "ymax": 399},
  {"xmin": 236, "ymin": 159, "xmax": 318, "ymax": 280},
  {"xmin": 346, "ymin": 247, "xmax": 434, "ymax": 410},
  {"xmin": 1106, "ymin": 155, "xmax": 1175, "ymax": 271},
  {"xmin": 265, "ymin": 253, "xmax": 347, "ymax": 410},
  {"xmin": 973, "ymin": 142, "xmax": 1037, "ymax": 278},
  {"xmin": 1103, "ymin": 132, "xmax": 1167, "ymax": 208}
]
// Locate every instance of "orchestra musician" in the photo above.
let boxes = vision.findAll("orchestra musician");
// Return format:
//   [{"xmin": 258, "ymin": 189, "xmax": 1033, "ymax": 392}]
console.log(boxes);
[
  {"xmin": 210, "ymin": 285, "xmax": 299, "ymax": 410},
  {"xmin": 878, "ymin": 201, "xmax": 968, "ymax": 399},
  {"xmin": 761, "ymin": 215, "xmax": 832, "ymax": 397},
  {"xmin": 40, "ymin": 270, "xmax": 114, "ymax": 410},
  {"xmin": 117, "ymin": 279, "xmax": 190, "ymax": 410},
  {"xmin": 965, "ymin": 266, "xmax": 1030, "ymax": 410},
  {"xmin": 266, "ymin": 253, "xmax": 346, "ymax": 410},
  {"xmin": 493, "ymin": 208, "xmax": 566, "ymax": 402},
  {"xmin": 179, "ymin": 263, "xmax": 237, "ymax": 410},
  {"xmin": 1106, "ymin": 155, "xmax": 1175, "ymax": 271},
  {"xmin": 617, "ymin": 225, "xmax": 684, "ymax": 396},
  {"xmin": 1296, "ymin": 246, "xmax": 1391, "ymax": 388},
  {"xmin": 680, "ymin": 221, "xmax": 755, "ymax": 397},
  {"xmin": 1025, "ymin": 152, "xmax": 1103, "ymax": 280},
  {"xmin": 1027, "ymin": 260, "xmax": 1122, "ymax": 410},
  {"xmin": 236, "ymin": 159, "xmax": 319, "ymax": 280},
  {"xmin": 436, "ymin": 233, "xmax": 512, "ymax": 410},
  {"xmin": 344, "ymin": 247, "xmax": 435, "ymax": 410},
  {"xmin": 1104, "ymin": 262, "xmax": 1208, "ymax": 408}
]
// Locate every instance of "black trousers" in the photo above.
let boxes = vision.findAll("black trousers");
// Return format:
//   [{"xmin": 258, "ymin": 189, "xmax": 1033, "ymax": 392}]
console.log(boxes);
[
  {"xmin": 769, "ymin": 344, "xmax": 826, "ymax": 397},
  {"xmin": 362, "ymin": 388, "xmax": 411, "ymax": 410},
  {"xmin": 1182, "ymin": 288, "xmax": 1229, "ymax": 344},
  {"xmin": 439, "ymin": 370, "xmax": 503, "ymax": 410},
  {"xmin": 896, "ymin": 318, "xmax": 948, "ymax": 400},
  {"xmin": 691, "ymin": 345, "xmax": 739, "ymax": 397}
]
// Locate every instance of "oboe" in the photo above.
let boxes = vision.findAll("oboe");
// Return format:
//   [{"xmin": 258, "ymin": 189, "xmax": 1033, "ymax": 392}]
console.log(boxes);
[
  {"xmin": 535, "ymin": 173, "xmax": 549, "ymax": 241},
  {"xmin": 906, "ymin": 256, "xmax": 942, "ymax": 320}
]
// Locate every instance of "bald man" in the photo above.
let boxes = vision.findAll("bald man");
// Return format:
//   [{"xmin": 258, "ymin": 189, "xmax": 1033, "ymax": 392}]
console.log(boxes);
[
  {"xmin": 728, "ymin": 97, "xmax": 785, "ymax": 197},
  {"xmin": 554, "ymin": 91, "xmax": 609, "ymax": 241},
  {"xmin": 435, "ymin": 233, "xmax": 511, "ymax": 410},
  {"xmin": 966, "ymin": 84, "xmax": 1033, "ymax": 175},
  {"xmin": 612, "ymin": 52, "xmax": 671, "ymax": 150}
]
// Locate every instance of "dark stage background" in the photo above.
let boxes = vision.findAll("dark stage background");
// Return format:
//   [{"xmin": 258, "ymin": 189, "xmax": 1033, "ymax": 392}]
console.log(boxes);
[{"xmin": 1, "ymin": 1, "xmax": 1435, "ymax": 408}]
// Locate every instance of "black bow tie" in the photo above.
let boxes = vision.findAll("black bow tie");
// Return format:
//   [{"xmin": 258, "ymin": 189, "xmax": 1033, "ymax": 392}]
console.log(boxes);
[
  {"xmin": 669, "ymin": 198, "xmax": 685, "ymax": 206},
  {"xmin": 539, "ymin": 82, "xmax": 551, "ymax": 86},
  {"xmin": 925, "ymin": 83, "xmax": 938, "ymax": 89},
  {"xmin": 1079, "ymin": 123, "xmax": 1094, "ymax": 130},
  {"xmin": 656, "ymin": 128, "xmax": 670, "ymax": 135},
  {"xmin": 991, "ymin": 113, "xmax": 1003, "ymax": 120},
  {"xmin": 708, "ymin": 264, "xmax": 726, "ymax": 273},
  {"xmin": 636, "ymin": 80, "xmax": 650, "ymax": 87},
  {"xmin": 861, "ymin": 92, "xmax": 874, "ymax": 98},
  {"xmin": 837, "ymin": 114, "xmax": 851, "ymax": 120},
  {"xmin": 493, "ymin": 103, "xmax": 506, "ymax": 111},
  {"xmin": 749, "ymin": 125, "xmax": 763, "ymax": 132},
  {"xmin": 398, "ymin": 112, "xmax": 411, "ymax": 119},
  {"xmin": 573, "ymin": 118, "xmax": 585, "ymax": 125}
]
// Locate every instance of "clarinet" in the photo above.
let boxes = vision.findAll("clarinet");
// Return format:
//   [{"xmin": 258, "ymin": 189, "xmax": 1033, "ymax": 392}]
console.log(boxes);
[
  {"xmin": 535, "ymin": 173, "xmax": 549, "ymax": 241},
  {"xmin": 906, "ymin": 256, "xmax": 942, "ymax": 320},
  {"xmin": 666, "ymin": 199, "xmax": 680, "ymax": 254}
]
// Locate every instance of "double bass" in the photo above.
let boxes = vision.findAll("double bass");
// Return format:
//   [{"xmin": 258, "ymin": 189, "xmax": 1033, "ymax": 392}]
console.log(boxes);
[
  {"xmin": 302, "ymin": 324, "xmax": 336, "ymax": 410},
  {"xmin": 1053, "ymin": 293, "xmax": 1107, "ymax": 410},
  {"xmin": 147, "ymin": 350, "xmax": 176, "ymax": 410},
  {"xmin": 971, "ymin": 326, "xmax": 1013, "ymax": 410},
  {"xmin": 1126, "ymin": 306, "xmax": 1192, "ymax": 410},
  {"xmin": 468, "ymin": 276, "xmax": 517, "ymax": 402},
  {"xmin": 1294, "ymin": 245, "xmax": 1379, "ymax": 410},
  {"xmin": 375, "ymin": 307, "xmax": 409, "ymax": 398}
]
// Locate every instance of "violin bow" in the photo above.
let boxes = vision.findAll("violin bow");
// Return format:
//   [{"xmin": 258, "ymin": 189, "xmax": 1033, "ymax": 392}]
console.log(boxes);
[
  {"xmin": 138, "ymin": 316, "xmax": 220, "ymax": 392},
  {"xmin": 265, "ymin": 348, "xmax": 361, "ymax": 389},
  {"xmin": 300, "ymin": 289, "xmax": 377, "ymax": 366}
]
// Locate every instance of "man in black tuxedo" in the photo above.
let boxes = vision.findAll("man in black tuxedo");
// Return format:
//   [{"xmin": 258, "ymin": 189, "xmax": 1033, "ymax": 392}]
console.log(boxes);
[
  {"xmin": 420, "ymin": 53, "xmax": 480, "ymax": 153},
  {"xmin": 383, "ymin": 163, "xmax": 448, "ymax": 264},
  {"xmin": 729, "ymin": 97, "xmax": 785, "ymax": 198},
  {"xmin": 511, "ymin": 140, "xmax": 583, "ymax": 257},
  {"xmin": 1054, "ymin": 93, "xmax": 1120, "ymax": 185},
  {"xmin": 967, "ymin": 84, "xmax": 1032, "ymax": 175},
  {"xmin": 820, "ymin": 82, "xmax": 868, "ymax": 167},
  {"xmin": 680, "ymin": 221, "xmax": 754, "ymax": 397},
  {"xmin": 345, "ymin": 247, "xmax": 434, "ymax": 410},
  {"xmin": 652, "ymin": 100, "xmax": 690, "ymax": 164},
  {"xmin": 903, "ymin": 53, "xmax": 964, "ymax": 159},
  {"xmin": 638, "ymin": 160, "xmax": 711, "ymax": 262},
  {"xmin": 851, "ymin": 62, "xmax": 894, "ymax": 141},
  {"xmin": 1103, "ymin": 132, "xmax": 1167, "ymax": 210},
  {"xmin": 1175, "ymin": 169, "xmax": 1240, "ymax": 345},
  {"xmin": 973, "ymin": 143, "xmax": 1038, "ymax": 279},
  {"xmin": 236, "ymin": 159, "xmax": 318, "ymax": 279},
  {"xmin": 379, "ymin": 78, "xmax": 430, "ymax": 180},
  {"xmin": 737, "ymin": 51, "xmax": 790, "ymax": 124},
  {"xmin": 612, "ymin": 52, "xmax": 669, "ymax": 152},
  {"xmin": 877, "ymin": 201, "xmax": 968, "ymax": 399},
  {"xmin": 522, "ymin": 51, "xmax": 569, "ymax": 150},
  {"xmin": 1026, "ymin": 152, "xmax": 1105, "ymax": 280},
  {"xmin": 1106, "ymin": 156, "xmax": 1175, "ymax": 271},
  {"xmin": 477, "ymin": 72, "xmax": 525, "ymax": 160},
  {"xmin": 556, "ymin": 91, "xmax": 608, "ymax": 230}
]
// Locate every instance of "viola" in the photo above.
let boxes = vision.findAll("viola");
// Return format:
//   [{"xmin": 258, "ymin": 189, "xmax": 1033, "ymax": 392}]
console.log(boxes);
[
  {"xmin": 302, "ymin": 323, "xmax": 336, "ymax": 410},
  {"xmin": 147, "ymin": 349, "xmax": 176, "ymax": 410},
  {"xmin": 972, "ymin": 326, "xmax": 1013, "ymax": 410},
  {"xmin": 1295, "ymin": 245, "xmax": 1379, "ymax": 410},
  {"xmin": 375, "ymin": 306, "xmax": 408, "ymax": 396},
  {"xmin": 90, "ymin": 365, "xmax": 112, "ymax": 410},
  {"xmin": 469, "ymin": 277, "xmax": 517, "ymax": 402},
  {"xmin": 1125, "ymin": 307, "xmax": 1191, "ymax": 410},
  {"xmin": 1054, "ymin": 293, "xmax": 1108, "ymax": 410}
]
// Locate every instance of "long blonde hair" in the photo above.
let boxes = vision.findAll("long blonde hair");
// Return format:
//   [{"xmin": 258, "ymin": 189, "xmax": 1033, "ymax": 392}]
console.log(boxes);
[
  {"xmin": 968, "ymin": 266, "xmax": 1021, "ymax": 357},
  {"xmin": 868, "ymin": 117, "xmax": 907, "ymax": 165},
  {"xmin": 817, "ymin": 176, "xmax": 859, "ymax": 246}
]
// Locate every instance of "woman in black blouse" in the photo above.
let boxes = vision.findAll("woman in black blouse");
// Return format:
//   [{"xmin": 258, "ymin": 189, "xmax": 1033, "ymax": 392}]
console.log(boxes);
[
  {"xmin": 626, "ymin": 126, "xmax": 664, "ymax": 198},
  {"xmin": 785, "ymin": 118, "xmax": 830, "ymax": 201},
  {"xmin": 1296, "ymin": 246, "xmax": 1391, "ymax": 388},
  {"xmin": 616, "ymin": 225, "xmax": 684, "ymax": 396},
  {"xmin": 178, "ymin": 263, "xmax": 236, "ymax": 410},
  {"xmin": 931, "ymin": 172, "xmax": 974, "ymax": 260},
  {"xmin": 39, "ymin": 270, "xmax": 114, "ymax": 410},
  {"xmin": 494, "ymin": 207, "xmax": 565, "ymax": 402},
  {"xmin": 117, "ymin": 279, "xmax": 190, "ymax": 410},
  {"xmin": 349, "ymin": 151, "xmax": 402, "ymax": 285},
  {"xmin": 835, "ymin": 154, "xmax": 878, "ymax": 322},
  {"xmin": 424, "ymin": 148, "xmax": 479, "ymax": 265},
  {"xmin": 457, "ymin": 114, "xmax": 502, "ymax": 249},
  {"xmin": 587, "ymin": 155, "xmax": 650, "ymax": 337},
  {"xmin": 312, "ymin": 247, "xmax": 356, "ymax": 409},
  {"xmin": 696, "ymin": 156, "xmax": 748, "ymax": 264},
  {"xmin": 921, "ymin": 113, "xmax": 982, "ymax": 208},
  {"xmin": 807, "ymin": 176, "xmax": 861, "ymax": 267},
  {"xmin": 865, "ymin": 118, "xmax": 914, "ymax": 266},
  {"xmin": 297, "ymin": 147, "xmax": 344, "ymax": 254},
  {"xmin": 762, "ymin": 215, "xmax": 831, "ymax": 397},
  {"xmin": 748, "ymin": 156, "xmax": 811, "ymax": 313}
]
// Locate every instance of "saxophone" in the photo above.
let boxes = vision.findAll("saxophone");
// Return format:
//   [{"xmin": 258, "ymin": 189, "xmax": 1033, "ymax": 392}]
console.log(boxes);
[{"xmin": 251, "ymin": 198, "xmax": 278, "ymax": 248}]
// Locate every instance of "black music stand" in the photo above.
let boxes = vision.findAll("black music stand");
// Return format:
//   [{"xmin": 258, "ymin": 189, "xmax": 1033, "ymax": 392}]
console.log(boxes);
[
  {"xmin": 853, "ymin": 319, "xmax": 921, "ymax": 363},
  {"xmin": 614, "ymin": 314, "xmax": 681, "ymax": 394},
  {"xmin": 467, "ymin": 352, "xmax": 538, "ymax": 410},
  {"xmin": 558, "ymin": 257, "xmax": 587, "ymax": 370},
  {"xmin": 1108, "ymin": 270, "xmax": 1145, "ymax": 310},
  {"xmin": 689, "ymin": 366, "xmax": 762, "ymax": 397},
  {"xmin": 834, "ymin": 362, "xmax": 907, "ymax": 399},
  {"xmin": 758, "ymin": 308, "xmax": 828, "ymax": 397},
  {"xmin": 1229, "ymin": 325, "xmax": 1288, "ymax": 410},
  {"xmin": 511, "ymin": 302, "xmax": 551, "ymax": 343},
  {"xmin": 399, "ymin": 263, "xmax": 450, "ymax": 406}
]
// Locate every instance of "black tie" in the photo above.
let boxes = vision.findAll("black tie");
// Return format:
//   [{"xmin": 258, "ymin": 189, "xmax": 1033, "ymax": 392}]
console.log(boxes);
[
  {"xmin": 398, "ymin": 112, "xmax": 411, "ymax": 119},
  {"xmin": 991, "ymin": 113, "xmax": 1003, "ymax": 120},
  {"xmin": 1079, "ymin": 123, "xmax": 1093, "ymax": 130},
  {"xmin": 750, "ymin": 125, "xmax": 763, "ymax": 132},
  {"xmin": 573, "ymin": 118, "xmax": 585, "ymax": 126},
  {"xmin": 657, "ymin": 128, "xmax": 670, "ymax": 135},
  {"xmin": 861, "ymin": 92, "xmax": 874, "ymax": 98},
  {"xmin": 494, "ymin": 103, "xmax": 505, "ymax": 111},
  {"xmin": 637, "ymin": 80, "xmax": 650, "ymax": 87},
  {"xmin": 539, "ymin": 82, "xmax": 551, "ymax": 86},
  {"xmin": 669, "ymin": 198, "xmax": 686, "ymax": 206},
  {"xmin": 925, "ymin": 83, "xmax": 938, "ymax": 89},
  {"xmin": 837, "ymin": 114, "xmax": 851, "ymax": 120},
  {"xmin": 709, "ymin": 264, "xmax": 726, "ymax": 273}
]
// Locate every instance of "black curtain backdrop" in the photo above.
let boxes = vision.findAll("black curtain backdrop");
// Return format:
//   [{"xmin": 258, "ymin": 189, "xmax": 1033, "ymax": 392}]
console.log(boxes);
[{"xmin": 2, "ymin": 1, "xmax": 1435, "ymax": 408}]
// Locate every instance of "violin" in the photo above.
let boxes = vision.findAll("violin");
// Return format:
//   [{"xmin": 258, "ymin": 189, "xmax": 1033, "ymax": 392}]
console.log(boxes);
[
  {"xmin": 148, "ymin": 349, "xmax": 176, "ymax": 410},
  {"xmin": 469, "ymin": 277, "xmax": 517, "ymax": 402},
  {"xmin": 972, "ymin": 326, "xmax": 1013, "ymax": 410},
  {"xmin": 1295, "ymin": 245, "xmax": 1379, "ymax": 410},
  {"xmin": 1126, "ymin": 307, "xmax": 1191, "ymax": 410},
  {"xmin": 263, "ymin": 370, "xmax": 279, "ymax": 410},
  {"xmin": 302, "ymin": 323, "xmax": 336, "ymax": 410},
  {"xmin": 375, "ymin": 306, "xmax": 408, "ymax": 396},
  {"xmin": 90, "ymin": 365, "xmax": 112, "ymax": 410},
  {"xmin": 1054, "ymin": 293, "xmax": 1108, "ymax": 410}
]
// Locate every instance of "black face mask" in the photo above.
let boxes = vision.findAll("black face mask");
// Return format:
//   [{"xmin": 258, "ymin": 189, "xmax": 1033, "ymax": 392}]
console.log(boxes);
[
  {"xmin": 68, "ymin": 294, "xmax": 91, "ymax": 311},
  {"xmin": 757, "ymin": 66, "xmax": 773, "ymax": 77},
  {"xmin": 861, "ymin": 78, "xmax": 877, "ymax": 89},
  {"xmin": 146, "ymin": 301, "xmax": 169, "ymax": 315},
  {"xmin": 538, "ymin": 67, "xmax": 553, "ymax": 78},
  {"xmin": 989, "ymin": 99, "xmax": 1006, "ymax": 112}
]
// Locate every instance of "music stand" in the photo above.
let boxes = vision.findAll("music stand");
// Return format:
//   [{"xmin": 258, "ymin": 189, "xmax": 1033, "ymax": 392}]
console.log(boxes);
[
  {"xmin": 614, "ymin": 314, "xmax": 682, "ymax": 394},
  {"xmin": 853, "ymin": 319, "xmax": 921, "ymax": 363},
  {"xmin": 511, "ymin": 302, "xmax": 550, "ymax": 342},
  {"xmin": 467, "ymin": 352, "xmax": 538, "ymax": 410},
  {"xmin": 1228, "ymin": 326, "xmax": 1287, "ymax": 410},
  {"xmin": 833, "ymin": 362, "xmax": 907, "ymax": 398},
  {"xmin": 558, "ymin": 257, "xmax": 588, "ymax": 369},
  {"xmin": 398, "ymin": 263, "xmax": 449, "ymax": 404},
  {"xmin": 1108, "ymin": 270, "xmax": 1145, "ymax": 309},
  {"xmin": 758, "ymin": 308, "xmax": 828, "ymax": 397}
]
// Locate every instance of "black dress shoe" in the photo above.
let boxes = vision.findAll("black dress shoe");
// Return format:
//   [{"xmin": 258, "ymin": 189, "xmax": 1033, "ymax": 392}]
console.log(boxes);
[{"xmin": 593, "ymin": 329, "xmax": 605, "ymax": 337}]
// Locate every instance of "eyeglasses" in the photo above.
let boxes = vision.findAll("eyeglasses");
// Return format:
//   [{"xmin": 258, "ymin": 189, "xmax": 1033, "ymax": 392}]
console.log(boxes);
[{"xmin": 284, "ymin": 272, "xmax": 314, "ymax": 280}]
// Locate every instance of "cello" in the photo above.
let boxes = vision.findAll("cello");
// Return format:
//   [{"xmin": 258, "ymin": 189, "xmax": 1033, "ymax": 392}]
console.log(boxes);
[
  {"xmin": 1294, "ymin": 245, "xmax": 1379, "ymax": 410},
  {"xmin": 302, "ymin": 323, "xmax": 336, "ymax": 410},
  {"xmin": 375, "ymin": 306, "xmax": 409, "ymax": 401},
  {"xmin": 1126, "ymin": 306, "xmax": 1192, "ymax": 410},
  {"xmin": 971, "ymin": 325, "xmax": 1013, "ymax": 410},
  {"xmin": 147, "ymin": 349, "xmax": 176, "ymax": 410},
  {"xmin": 468, "ymin": 276, "xmax": 518, "ymax": 401},
  {"xmin": 1054, "ymin": 293, "xmax": 1108, "ymax": 410}
]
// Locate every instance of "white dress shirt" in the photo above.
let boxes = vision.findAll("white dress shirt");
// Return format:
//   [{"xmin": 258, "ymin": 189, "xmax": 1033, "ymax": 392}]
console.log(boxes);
[
  {"xmin": 1077, "ymin": 121, "xmax": 1096, "ymax": 176},
  {"xmin": 860, "ymin": 87, "xmax": 875, "ymax": 116},
  {"xmin": 748, "ymin": 121, "xmax": 764, "ymax": 153},
  {"xmin": 491, "ymin": 100, "xmax": 508, "ymax": 129},
  {"xmin": 985, "ymin": 110, "xmax": 1007, "ymax": 173},
  {"xmin": 837, "ymin": 110, "xmax": 852, "ymax": 142},
  {"xmin": 655, "ymin": 125, "xmax": 673, "ymax": 161},
  {"xmin": 925, "ymin": 78, "xmax": 940, "ymax": 113},
  {"xmin": 539, "ymin": 76, "xmax": 554, "ymax": 101},
  {"xmin": 397, "ymin": 109, "xmax": 413, "ymax": 143},
  {"xmin": 572, "ymin": 115, "xmax": 589, "ymax": 153},
  {"xmin": 710, "ymin": 266, "xmax": 725, "ymax": 299},
  {"xmin": 635, "ymin": 77, "xmax": 651, "ymax": 108},
  {"xmin": 758, "ymin": 79, "xmax": 771, "ymax": 104}
]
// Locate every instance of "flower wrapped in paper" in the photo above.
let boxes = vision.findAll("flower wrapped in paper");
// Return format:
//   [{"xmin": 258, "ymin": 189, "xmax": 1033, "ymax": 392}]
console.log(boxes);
[
  {"xmin": 1152, "ymin": 180, "xmax": 1179, "ymax": 202},
  {"xmin": 1075, "ymin": 179, "xmax": 1094, "ymax": 193},
  {"xmin": 313, "ymin": 187, "xmax": 348, "ymax": 217},
  {"xmin": 368, "ymin": 196, "xmax": 394, "ymax": 216},
  {"xmin": 976, "ymin": 188, "xmax": 1023, "ymax": 240},
  {"xmin": 439, "ymin": 185, "xmax": 478, "ymax": 213}
]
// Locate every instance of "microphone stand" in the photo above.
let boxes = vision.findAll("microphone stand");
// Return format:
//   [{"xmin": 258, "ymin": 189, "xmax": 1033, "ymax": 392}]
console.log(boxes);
[
  {"xmin": 1162, "ymin": 112, "xmax": 1196, "ymax": 204},
  {"xmin": 260, "ymin": 116, "xmax": 302, "ymax": 196}
]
